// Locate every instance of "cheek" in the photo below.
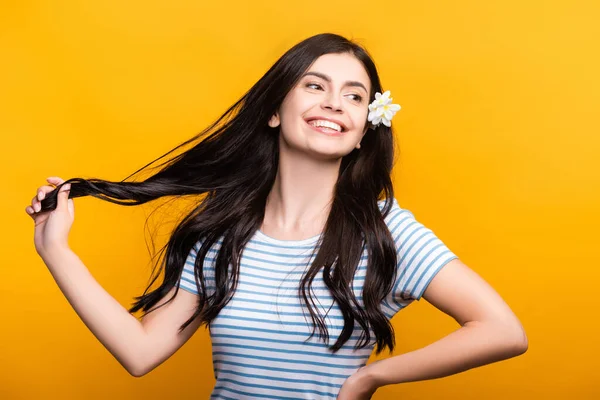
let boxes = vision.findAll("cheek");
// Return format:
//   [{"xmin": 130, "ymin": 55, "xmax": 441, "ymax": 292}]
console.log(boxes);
[
  {"xmin": 354, "ymin": 109, "xmax": 369, "ymax": 130},
  {"xmin": 280, "ymin": 95, "xmax": 316, "ymax": 127}
]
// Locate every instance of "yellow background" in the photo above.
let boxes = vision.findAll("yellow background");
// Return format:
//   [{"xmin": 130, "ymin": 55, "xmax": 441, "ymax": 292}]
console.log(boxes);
[{"xmin": 2, "ymin": 0, "xmax": 599, "ymax": 399}]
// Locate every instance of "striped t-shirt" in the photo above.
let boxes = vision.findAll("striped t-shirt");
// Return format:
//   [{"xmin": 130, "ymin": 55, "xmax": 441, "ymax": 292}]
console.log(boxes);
[{"xmin": 177, "ymin": 197, "xmax": 459, "ymax": 399}]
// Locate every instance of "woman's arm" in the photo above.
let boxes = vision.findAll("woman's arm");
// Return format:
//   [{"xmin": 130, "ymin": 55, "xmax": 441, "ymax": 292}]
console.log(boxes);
[
  {"xmin": 345, "ymin": 258, "xmax": 528, "ymax": 392},
  {"xmin": 41, "ymin": 247, "xmax": 203, "ymax": 377}
]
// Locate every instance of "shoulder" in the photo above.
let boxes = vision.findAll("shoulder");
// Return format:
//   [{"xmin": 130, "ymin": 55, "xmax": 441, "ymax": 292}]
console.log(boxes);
[
  {"xmin": 376, "ymin": 197, "xmax": 452, "ymax": 256},
  {"xmin": 377, "ymin": 197, "xmax": 416, "ymax": 230}
]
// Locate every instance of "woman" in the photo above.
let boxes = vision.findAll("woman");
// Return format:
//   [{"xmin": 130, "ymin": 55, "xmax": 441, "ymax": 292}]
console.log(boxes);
[{"xmin": 26, "ymin": 33, "xmax": 527, "ymax": 399}]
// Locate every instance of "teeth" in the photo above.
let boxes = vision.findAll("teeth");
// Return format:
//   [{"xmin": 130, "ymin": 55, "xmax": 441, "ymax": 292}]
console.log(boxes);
[{"xmin": 309, "ymin": 119, "xmax": 342, "ymax": 132}]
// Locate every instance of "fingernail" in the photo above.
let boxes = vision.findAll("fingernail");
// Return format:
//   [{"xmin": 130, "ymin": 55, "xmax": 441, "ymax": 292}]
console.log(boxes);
[
  {"xmin": 39, "ymin": 191, "xmax": 45, "ymax": 200},
  {"xmin": 64, "ymin": 183, "xmax": 71, "ymax": 190}
]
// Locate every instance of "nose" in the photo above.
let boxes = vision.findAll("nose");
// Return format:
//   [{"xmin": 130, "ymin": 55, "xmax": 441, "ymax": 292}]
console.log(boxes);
[{"xmin": 321, "ymin": 92, "xmax": 343, "ymax": 113}]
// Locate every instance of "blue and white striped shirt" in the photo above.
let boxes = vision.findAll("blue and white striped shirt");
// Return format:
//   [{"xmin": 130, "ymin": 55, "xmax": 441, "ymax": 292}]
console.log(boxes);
[{"xmin": 177, "ymin": 197, "xmax": 459, "ymax": 399}]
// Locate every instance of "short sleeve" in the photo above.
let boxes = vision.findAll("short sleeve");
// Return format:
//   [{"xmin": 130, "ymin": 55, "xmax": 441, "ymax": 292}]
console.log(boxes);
[
  {"xmin": 177, "ymin": 241, "xmax": 216, "ymax": 297},
  {"xmin": 385, "ymin": 200, "xmax": 459, "ymax": 309}
]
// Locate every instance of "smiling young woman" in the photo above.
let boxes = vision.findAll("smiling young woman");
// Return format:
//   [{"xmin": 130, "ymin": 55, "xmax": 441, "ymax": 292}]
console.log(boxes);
[{"xmin": 27, "ymin": 33, "xmax": 526, "ymax": 400}]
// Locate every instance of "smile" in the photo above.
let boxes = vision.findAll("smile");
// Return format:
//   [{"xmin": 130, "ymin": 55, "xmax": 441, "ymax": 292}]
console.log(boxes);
[{"xmin": 304, "ymin": 118, "xmax": 347, "ymax": 137}]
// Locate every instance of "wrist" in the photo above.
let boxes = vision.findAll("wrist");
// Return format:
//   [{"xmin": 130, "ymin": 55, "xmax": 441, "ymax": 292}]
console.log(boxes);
[{"xmin": 39, "ymin": 245, "xmax": 73, "ymax": 263}]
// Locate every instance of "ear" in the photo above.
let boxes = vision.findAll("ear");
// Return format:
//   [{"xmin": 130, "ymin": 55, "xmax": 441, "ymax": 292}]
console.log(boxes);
[
  {"xmin": 268, "ymin": 112, "xmax": 280, "ymax": 128},
  {"xmin": 356, "ymin": 124, "xmax": 370, "ymax": 149}
]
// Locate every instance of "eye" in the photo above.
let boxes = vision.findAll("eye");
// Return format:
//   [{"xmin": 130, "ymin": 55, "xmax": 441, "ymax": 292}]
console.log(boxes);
[
  {"xmin": 347, "ymin": 94, "xmax": 363, "ymax": 102},
  {"xmin": 306, "ymin": 82, "xmax": 324, "ymax": 90}
]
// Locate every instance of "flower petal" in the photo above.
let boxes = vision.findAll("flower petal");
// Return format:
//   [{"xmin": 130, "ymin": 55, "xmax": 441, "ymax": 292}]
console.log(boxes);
[
  {"xmin": 384, "ymin": 110, "xmax": 393, "ymax": 120},
  {"xmin": 372, "ymin": 116, "xmax": 382, "ymax": 125},
  {"xmin": 388, "ymin": 104, "xmax": 401, "ymax": 112},
  {"xmin": 382, "ymin": 118, "xmax": 391, "ymax": 127}
]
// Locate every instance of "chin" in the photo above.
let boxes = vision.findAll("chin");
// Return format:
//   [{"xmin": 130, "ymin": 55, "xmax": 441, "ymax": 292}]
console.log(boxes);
[{"xmin": 306, "ymin": 144, "xmax": 355, "ymax": 160}]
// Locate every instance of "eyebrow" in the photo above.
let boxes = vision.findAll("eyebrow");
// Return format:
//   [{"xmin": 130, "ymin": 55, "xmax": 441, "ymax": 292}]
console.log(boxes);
[{"xmin": 301, "ymin": 71, "xmax": 368, "ymax": 93}]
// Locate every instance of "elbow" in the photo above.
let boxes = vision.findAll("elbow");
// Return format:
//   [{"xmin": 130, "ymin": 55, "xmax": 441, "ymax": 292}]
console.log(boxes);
[
  {"xmin": 505, "ymin": 322, "xmax": 528, "ymax": 357},
  {"xmin": 127, "ymin": 355, "xmax": 157, "ymax": 377},
  {"xmin": 484, "ymin": 319, "xmax": 528, "ymax": 358},
  {"xmin": 513, "ymin": 327, "xmax": 528, "ymax": 355},
  {"xmin": 125, "ymin": 347, "xmax": 151, "ymax": 377},
  {"xmin": 124, "ymin": 357, "xmax": 149, "ymax": 378},
  {"xmin": 128, "ymin": 365, "xmax": 148, "ymax": 378}
]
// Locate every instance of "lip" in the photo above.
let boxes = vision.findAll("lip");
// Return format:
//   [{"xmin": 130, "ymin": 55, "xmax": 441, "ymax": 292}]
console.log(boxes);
[
  {"xmin": 304, "ymin": 116, "xmax": 348, "ymax": 132},
  {"xmin": 305, "ymin": 119, "xmax": 347, "ymax": 137}
]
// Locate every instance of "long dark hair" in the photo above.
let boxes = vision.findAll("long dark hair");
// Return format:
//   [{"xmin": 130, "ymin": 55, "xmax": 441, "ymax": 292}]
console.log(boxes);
[{"xmin": 39, "ymin": 33, "xmax": 400, "ymax": 355}]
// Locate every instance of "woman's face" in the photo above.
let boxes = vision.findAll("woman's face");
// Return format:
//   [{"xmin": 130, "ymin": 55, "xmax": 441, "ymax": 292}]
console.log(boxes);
[{"xmin": 270, "ymin": 52, "xmax": 372, "ymax": 159}]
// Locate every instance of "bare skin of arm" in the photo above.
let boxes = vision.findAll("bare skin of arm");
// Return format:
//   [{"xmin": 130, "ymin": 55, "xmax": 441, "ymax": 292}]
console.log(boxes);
[
  {"xmin": 28, "ymin": 177, "xmax": 203, "ymax": 377},
  {"xmin": 41, "ymin": 248, "xmax": 202, "ymax": 377}
]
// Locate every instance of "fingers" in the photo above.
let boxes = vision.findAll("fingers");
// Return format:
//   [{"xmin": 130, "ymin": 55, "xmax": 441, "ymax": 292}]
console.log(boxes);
[
  {"xmin": 30, "ymin": 185, "xmax": 56, "ymax": 212},
  {"xmin": 47, "ymin": 176, "xmax": 65, "ymax": 185},
  {"xmin": 25, "ymin": 206, "xmax": 35, "ymax": 220},
  {"xmin": 56, "ymin": 182, "xmax": 71, "ymax": 212},
  {"xmin": 25, "ymin": 176, "xmax": 65, "ymax": 217},
  {"xmin": 30, "ymin": 184, "xmax": 58, "ymax": 212}
]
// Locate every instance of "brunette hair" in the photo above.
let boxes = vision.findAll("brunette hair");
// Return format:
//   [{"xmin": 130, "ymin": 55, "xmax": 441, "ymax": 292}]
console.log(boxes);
[{"xmin": 40, "ymin": 33, "xmax": 400, "ymax": 354}]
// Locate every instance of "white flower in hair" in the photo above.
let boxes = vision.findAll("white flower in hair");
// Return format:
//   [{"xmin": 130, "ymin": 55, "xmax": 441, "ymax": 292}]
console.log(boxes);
[{"xmin": 367, "ymin": 90, "xmax": 401, "ymax": 127}]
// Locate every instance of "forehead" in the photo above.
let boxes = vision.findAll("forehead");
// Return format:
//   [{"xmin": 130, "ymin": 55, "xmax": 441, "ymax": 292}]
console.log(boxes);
[{"xmin": 305, "ymin": 53, "xmax": 371, "ymax": 91}]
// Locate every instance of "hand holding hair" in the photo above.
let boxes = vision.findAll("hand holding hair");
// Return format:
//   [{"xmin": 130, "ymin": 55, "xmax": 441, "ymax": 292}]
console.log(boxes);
[{"xmin": 25, "ymin": 176, "xmax": 75, "ymax": 256}]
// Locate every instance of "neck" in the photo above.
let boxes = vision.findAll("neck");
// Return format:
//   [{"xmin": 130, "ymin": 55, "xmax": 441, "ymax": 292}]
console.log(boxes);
[{"xmin": 263, "ymin": 144, "xmax": 341, "ymax": 234}]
